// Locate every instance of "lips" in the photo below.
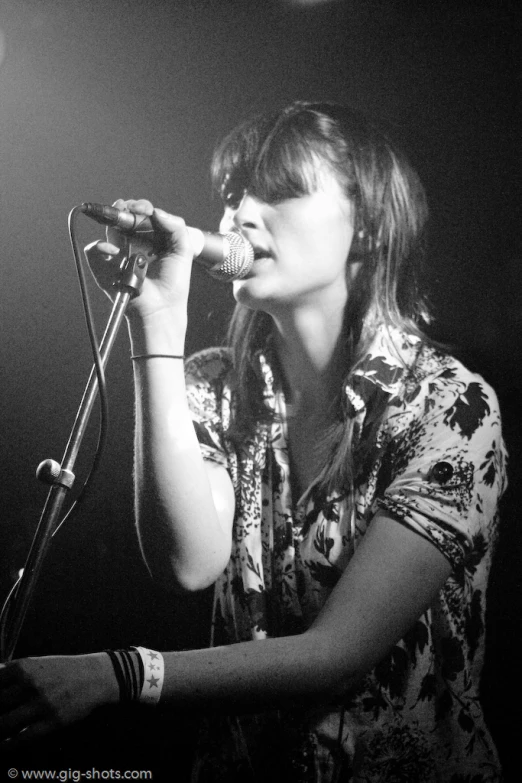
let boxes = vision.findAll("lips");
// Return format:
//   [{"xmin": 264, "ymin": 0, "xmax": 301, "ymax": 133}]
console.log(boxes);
[{"xmin": 252, "ymin": 247, "xmax": 272, "ymax": 261}]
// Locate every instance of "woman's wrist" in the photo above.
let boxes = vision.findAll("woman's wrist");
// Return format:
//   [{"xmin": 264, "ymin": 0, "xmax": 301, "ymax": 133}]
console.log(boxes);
[
  {"xmin": 127, "ymin": 309, "xmax": 187, "ymax": 357},
  {"xmin": 102, "ymin": 648, "xmax": 165, "ymax": 705}
]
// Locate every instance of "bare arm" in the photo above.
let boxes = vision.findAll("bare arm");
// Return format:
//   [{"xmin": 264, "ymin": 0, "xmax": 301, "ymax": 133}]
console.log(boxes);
[
  {"xmin": 158, "ymin": 510, "xmax": 452, "ymax": 707},
  {"xmin": 85, "ymin": 199, "xmax": 235, "ymax": 590},
  {"xmin": 130, "ymin": 335, "xmax": 235, "ymax": 590},
  {"xmin": 0, "ymin": 510, "xmax": 451, "ymax": 748}
]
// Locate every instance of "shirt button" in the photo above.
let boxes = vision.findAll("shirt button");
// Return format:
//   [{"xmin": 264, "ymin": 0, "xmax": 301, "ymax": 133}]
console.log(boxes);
[{"xmin": 431, "ymin": 461, "xmax": 454, "ymax": 483}]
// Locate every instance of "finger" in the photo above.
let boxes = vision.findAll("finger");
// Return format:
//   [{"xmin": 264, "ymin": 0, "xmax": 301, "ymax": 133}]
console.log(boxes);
[
  {"xmin": 84, "ymin": 240, "xmax": 121, "ymax": 261},
  {"xmin": 1, "ymin": 719, "xmax": 54, "ymax": 752},
  {"xmin": 84, "ymin": 241, "xmax": 125, "ymax": 290},
  {"xmin": 113, "ymin": 198, "xmax": 154, "ymax": 216},
  {"xmin": 151, "ymin": 208, "xmax": 186, "ymax": 233},
  {"xmin": 0, "ymin": 701, "xmax": 42, "ymax": 739}
]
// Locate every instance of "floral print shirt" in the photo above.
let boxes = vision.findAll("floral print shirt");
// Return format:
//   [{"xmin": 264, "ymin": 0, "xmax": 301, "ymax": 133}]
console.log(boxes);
[{"xmin": 185, "ymin": 325, "xmax": 507, "ymax": 783}]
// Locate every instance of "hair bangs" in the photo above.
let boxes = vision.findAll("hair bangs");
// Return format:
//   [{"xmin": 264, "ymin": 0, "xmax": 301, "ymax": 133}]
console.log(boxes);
[{"xmin": 212, "ymin": 110, "xmax": 331, "ymax": 206}]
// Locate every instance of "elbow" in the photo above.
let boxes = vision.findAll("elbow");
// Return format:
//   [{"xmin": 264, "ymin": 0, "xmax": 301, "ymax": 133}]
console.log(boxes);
[
  {"xmin": 143, "ymin": 551, "xmax": 229, "ymax": 594},
  {"xmin": 136, "ymin": 526, "xmax": 232, "ymax": 593},
  {"xmin": 169, "ymin": 565, "xmax": 221, "ymax": 594},
  {"xmin": 172, "ymin": 546, "xmax": 231, "ymax": 592}
]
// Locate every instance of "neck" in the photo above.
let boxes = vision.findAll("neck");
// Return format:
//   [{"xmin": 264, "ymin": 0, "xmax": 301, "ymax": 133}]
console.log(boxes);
[{"xmin": 273, "ymin": 302, "xmax": 348, "ymax": 413}]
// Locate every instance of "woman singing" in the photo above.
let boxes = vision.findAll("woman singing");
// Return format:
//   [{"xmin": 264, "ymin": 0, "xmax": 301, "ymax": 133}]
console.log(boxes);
[{"xmin": 0, "ymin": 102, "xmax": 507, "ymax": 782}]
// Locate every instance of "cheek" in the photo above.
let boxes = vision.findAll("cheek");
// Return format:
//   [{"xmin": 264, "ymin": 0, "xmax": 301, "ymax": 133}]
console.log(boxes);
[
  {"xmin": 296, "ymin": 216, "xmax": 353, "ymax": 271},
  {"xmin": 322, "ymin": 211, "xmax": 355, "ymax": 265},
  {"xmin": 298, "ymin": 195, "xmax": 352, "ymax": 246}
]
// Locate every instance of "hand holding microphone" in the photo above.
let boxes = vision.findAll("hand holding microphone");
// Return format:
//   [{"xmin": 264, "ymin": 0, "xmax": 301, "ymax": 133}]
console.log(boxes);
[
  {"xmin": 84, "ymin": 199, "xmax": 253, "ymax": 324},
  {"xmin": 82, "ymin": 201, "xmax": 254, "ymax": 282}
]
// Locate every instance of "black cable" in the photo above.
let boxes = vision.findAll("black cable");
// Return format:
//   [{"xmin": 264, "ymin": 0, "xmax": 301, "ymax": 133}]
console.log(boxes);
[
  {"xmin": 0, "ymin": 208, "xmax": 114, "ymax": 660},
  {"xmin": 0, "ymin": 208, "xmax": 111, "ymax": 658},
  {"xmin": 51, "ymin": 206, "xmax": 110, "ymax": 535}
]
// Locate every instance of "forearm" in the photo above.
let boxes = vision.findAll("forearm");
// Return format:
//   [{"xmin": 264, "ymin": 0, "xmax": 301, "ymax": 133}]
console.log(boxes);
[
  {"xmin": 129, "ymin": 313, "xmax": 233, "ymax": 590},
  {"xmin": 161, "ymin": 628, "xmax": 349, "ymax": 711},
  {"xmin": 157, "ymin": 514, "xmax": 452, "ymax": 712}
]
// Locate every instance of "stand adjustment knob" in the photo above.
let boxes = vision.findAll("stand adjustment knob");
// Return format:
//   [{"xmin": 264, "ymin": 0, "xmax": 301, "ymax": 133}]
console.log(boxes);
[{"xmin": 36, "ymin": 460, "xmax": 75, "ymax": 489}]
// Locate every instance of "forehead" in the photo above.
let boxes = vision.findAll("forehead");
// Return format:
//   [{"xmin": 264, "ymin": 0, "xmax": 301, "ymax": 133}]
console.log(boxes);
[
  {"xmin": 215, "ymin": 114, "xmax": 341, "ymax": 196},
  {"xmin": 220, "ymin": 152, "xmax": 348, "ymax": 204}
]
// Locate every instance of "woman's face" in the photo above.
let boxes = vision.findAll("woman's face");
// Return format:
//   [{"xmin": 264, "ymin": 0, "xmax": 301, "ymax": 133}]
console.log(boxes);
[{"xmin": 219, "ymin": 167, "xmax": 356, "ymax": 316}]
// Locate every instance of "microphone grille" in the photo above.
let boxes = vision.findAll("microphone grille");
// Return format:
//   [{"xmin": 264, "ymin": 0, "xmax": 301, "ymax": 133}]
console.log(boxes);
[{"xmin": 208, "ymin": 233, "xmax": 254, "ymax": 282}]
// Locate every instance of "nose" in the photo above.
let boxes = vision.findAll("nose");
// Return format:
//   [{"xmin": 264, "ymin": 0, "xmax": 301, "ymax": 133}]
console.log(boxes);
[{"xmin": 219, "ymin": 192, "xmax": 264, "ymax": 234}]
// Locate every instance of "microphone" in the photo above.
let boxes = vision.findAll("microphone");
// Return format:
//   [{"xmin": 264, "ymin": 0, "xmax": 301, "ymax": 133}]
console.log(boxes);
[{"xmin": 81, "ymin": 202, "xmax": 254, "ymax": 282}]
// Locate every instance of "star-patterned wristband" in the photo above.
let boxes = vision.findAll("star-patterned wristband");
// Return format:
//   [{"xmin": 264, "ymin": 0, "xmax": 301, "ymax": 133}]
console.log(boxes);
[{"xmin": 133, "ymin": 646, "xmax": 165, "ymax": 705}]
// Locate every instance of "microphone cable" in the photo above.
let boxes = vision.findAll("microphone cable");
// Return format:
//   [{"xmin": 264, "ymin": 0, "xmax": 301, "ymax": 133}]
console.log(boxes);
[
  {"xmin": 0, "ymin": 207, "xmax": 110, "ymax": 658},
  {"xmin": 51, "ymin": 205, "xmax": 110, "ymax": 536}
]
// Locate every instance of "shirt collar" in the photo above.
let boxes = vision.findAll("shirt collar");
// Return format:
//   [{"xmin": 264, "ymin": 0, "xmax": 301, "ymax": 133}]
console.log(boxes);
[
  {"xmin": 345, "ymin": 325, "xmax": 422, "ymax": 415},
  {"xmin": 254, "ymin": 324, "xmax": 423, "ymax": 417}
]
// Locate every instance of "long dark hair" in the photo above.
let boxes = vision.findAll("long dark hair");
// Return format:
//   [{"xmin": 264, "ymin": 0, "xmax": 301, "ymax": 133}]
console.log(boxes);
[{"xmin": 211, "ymin": 101, "xmax": 432, "ymax": 497}]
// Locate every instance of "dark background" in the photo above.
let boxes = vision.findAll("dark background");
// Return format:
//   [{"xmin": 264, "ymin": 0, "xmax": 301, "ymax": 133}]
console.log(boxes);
[{"xmin": 0, "ymin": 0, "xmax": 520, "ymax": 779}]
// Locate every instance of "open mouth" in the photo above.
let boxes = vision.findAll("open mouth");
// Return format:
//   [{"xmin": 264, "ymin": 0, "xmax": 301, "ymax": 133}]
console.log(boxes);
[{"xmin": 253, "ymin": 248, "xmax": 272, "ymax": 262}]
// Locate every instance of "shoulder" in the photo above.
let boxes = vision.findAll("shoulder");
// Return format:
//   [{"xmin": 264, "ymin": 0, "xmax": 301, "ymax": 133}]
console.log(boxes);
[
  {"xmin": 411, "ymin": 341, "xmax": 503, "ymax": 435},
  {"xmin": 375, "ymin": 329, "xmax": 506, "ymax": 485},
  {"xmin": 354, "ymin": 326, "xmax": 502, "ymax": 429},
  {"xmin": 384, "ymin": 337, "xmax": 508, "ymax": 503},
  {"xmin": 375, "ymin": 335, "xmax": 507, "ymax": 558},
  {"xmin": 365, "ymin": 326, "xmax": 502, "ymax": 425}
]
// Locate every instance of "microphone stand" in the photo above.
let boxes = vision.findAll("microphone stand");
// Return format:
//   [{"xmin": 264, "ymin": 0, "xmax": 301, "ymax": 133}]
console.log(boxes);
[{"xmin": 0, "ymin": 249, "xmax": 149, "ymax": 663}]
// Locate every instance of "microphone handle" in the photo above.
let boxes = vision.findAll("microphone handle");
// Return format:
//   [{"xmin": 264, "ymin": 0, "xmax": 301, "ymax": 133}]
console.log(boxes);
[{"xmin": 80, "ymin": 202, "xmax": 254, "ymax": 280}]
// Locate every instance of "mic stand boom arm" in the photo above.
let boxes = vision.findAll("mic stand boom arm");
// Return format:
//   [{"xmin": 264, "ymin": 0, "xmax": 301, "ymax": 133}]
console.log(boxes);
[{"xmin": 0, "ymin": 249, "xmax": 149, "ymax": 663}]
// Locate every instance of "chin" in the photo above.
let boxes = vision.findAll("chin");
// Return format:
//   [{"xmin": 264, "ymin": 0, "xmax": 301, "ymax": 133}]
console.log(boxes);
[{"xmin": 232, "ymin": 279, "xmax": 275, "ymax": 310}]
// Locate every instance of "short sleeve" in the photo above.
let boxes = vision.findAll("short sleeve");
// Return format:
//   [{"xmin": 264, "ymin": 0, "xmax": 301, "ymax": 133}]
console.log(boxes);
[
  {"xmin": 185, "ymin": 348, "xmax": 232, "ymax": 468},
  {"xmin": 378, "ymin": 369, "xmax": 507, "ymax": 570}
]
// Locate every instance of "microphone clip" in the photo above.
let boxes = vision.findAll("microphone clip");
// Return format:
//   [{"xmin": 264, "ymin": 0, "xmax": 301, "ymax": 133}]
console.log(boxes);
[{"xmin": 114, "ymin": 245, "xmax": 150, "ymax": 297}]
